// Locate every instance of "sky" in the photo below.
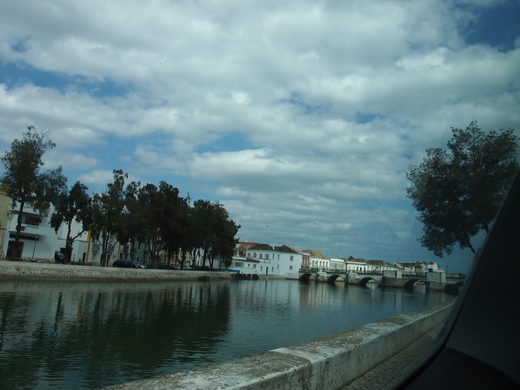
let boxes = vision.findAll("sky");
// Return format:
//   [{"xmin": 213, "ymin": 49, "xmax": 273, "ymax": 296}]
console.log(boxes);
[{"xmin": 1, "ymin": 0, "xmax": 519, "ymax": 273}]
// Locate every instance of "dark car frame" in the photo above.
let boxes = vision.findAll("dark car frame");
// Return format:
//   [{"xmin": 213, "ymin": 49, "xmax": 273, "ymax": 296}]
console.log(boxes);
[{"xmin": 395, "ymin": 170, "xmax": 520, "ymax": 389}]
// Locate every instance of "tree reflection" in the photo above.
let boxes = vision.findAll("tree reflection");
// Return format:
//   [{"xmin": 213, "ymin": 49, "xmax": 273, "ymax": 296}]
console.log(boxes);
[{"xmin": 0, "ymin": 282, "xmax": 231, "ymax": 389}]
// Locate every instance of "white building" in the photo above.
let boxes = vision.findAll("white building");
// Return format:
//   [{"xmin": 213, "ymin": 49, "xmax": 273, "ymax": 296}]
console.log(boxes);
[
  {"xmin": 329, "ymin": 258, "xmax": 346, "ymax": 272},
  {"xmin": 345, "ymin": 258, "xmax": 368, "ymax": 273},
  {"xmin": 1, "ymin": 196, "xmax": 118, "ymax": 264},
  {"xmin": 366, "ymin": 260, "xmax": 399, "ymax": 273},
  {"xmin": 305, "ymin": 249, "xmax": 330, "ymax": 271},
  {"xmin": 229, "ymin": 243, "xmax": 303, "ymax": 277},
  {"xmin": 3, "ymin": 204, "xmax": 59, "ymax": 261}
]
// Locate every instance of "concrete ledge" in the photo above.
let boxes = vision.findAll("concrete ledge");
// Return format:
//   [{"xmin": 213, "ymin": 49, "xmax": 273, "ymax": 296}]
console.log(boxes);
[
  {"xmin": 105, "ymin": 300, "xmax": 454, "ymax": 390},
  {"xmin": 0, "ymin": 261, "xmax": 233, "ymax": 282}
]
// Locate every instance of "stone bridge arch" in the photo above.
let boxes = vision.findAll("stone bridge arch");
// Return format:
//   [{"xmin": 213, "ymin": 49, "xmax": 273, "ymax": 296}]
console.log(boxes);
[
  {"xmin": 359, "ymin": 277, "xmax": 378, "ymax": 287},
  {"xmin": 404, "ymin": 278, "xmax": 421, "ymax": 289},
  {"xmin": 327, "ymin": 274, "xmax": 345, "ymax": 284},
  {"xmin": 299, "ymin": 273, "xmax": 313, "ymax": 282}
]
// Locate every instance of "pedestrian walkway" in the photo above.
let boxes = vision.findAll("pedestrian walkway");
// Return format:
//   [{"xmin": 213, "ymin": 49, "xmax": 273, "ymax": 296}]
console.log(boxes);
[{"xmin": 341, "ymin": 322, "xmax": 444, "ymax": 390}]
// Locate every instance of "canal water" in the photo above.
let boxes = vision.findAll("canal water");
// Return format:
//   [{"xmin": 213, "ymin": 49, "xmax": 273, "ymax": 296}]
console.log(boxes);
[{"xmin": 0, "ymin": 279, "xmax": 452, "ymax": 389}]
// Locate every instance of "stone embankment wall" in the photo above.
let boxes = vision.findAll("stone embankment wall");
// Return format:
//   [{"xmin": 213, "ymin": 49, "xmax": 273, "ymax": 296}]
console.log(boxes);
[
  {"xmin": 0, "ymin": 261, "xmax": 232, "ymax": 282},
  {"xmin": 105, "ymin": 300, "xmax": 454, "ymax": 390}
]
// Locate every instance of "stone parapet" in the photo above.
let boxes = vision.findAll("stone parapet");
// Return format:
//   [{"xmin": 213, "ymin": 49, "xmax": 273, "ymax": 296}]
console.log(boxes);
[
  {"xmin": 0, "ymin": 261, "xmax": 232, "ymax": 282},
  {"xmin": 104, "ymin": 300, "xmax": 454, "ymax": 389}
]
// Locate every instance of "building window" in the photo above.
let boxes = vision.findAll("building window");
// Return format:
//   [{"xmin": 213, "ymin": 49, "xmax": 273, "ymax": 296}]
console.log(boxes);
[
  {"xmin": 289, "ymin": 266, "xmax": 293, "ymax": 270},
  {"xmin": 290, "ymin": 256, "xmax": 294, "ymax": 261},
  {"xmin": 253, "ymin": 264, "xmax": 256, "ymax": 269},
  {"xmin": 266, "ymin": 254, "xmax": 269, "ymax": 259},
  {"xmin": 259, "ymin": 254, "xmax": 263, "ymax": 259},
  {"xmin": 248, "ymin": 252, "xmax": 251, "ymax": 257},
  {"xmin": 253, "ymin": 252, "xmax": 257, "ymax": 258},
  {"xmin": 24, "ymin": 216, "xmax": 41, "ymax": 226}
]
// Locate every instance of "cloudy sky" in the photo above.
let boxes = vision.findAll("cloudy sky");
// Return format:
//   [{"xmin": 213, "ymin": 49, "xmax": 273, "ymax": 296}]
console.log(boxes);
[{"xmin": 1, "ymin": 0, "xmax": 519, "ymax": 273}]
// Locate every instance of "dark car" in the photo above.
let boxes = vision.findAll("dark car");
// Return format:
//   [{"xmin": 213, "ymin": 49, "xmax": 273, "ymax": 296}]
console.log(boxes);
[
  {"xmin": 157, "ymin": 263, "xmax": 177, "ymax": 270},
  {"xmin": 113, "ymin": 260, "xmax": 141, "ymax": 268},
  {"xmin": 54, "ymin": 251, "xmax": 66, "ymax": 264}
]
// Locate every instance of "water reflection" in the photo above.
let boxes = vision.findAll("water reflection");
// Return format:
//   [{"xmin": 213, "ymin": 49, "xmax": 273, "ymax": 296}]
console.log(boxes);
[
  {"xmin": 0, "ymin": 280, "xmax": 451, "ymax": 389},
  {"xmin": 0, "ymin": 281, "xmax": 231, "ymax": 389}
]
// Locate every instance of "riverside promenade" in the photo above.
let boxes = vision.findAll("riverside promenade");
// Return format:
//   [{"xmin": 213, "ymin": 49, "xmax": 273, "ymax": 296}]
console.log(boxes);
[
  {"xmin": 0, "ymin": 260, "xmax": 450, "ymax": 389},
  {"xmin": 0, "ymin": 260, "xmax": 232, "ymax": 281}
]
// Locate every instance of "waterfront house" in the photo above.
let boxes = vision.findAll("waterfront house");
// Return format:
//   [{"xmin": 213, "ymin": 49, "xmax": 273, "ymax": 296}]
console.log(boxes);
[
  {"xmin": 0, "ymin": 187, "xmax": 10, "ymax": 258},
  {"xmin": 305, "ymin": 249, "xmax": 330, "ymax": 271},
  {"xmin": 345, "ymin": 257, "xmax": 368, "ymax": 273},
  {"xmin": 1, "ymin": 194, "xmax": 119, "ymax": 264},
  {"xmin": 329, "ymin": 257, "xmax": 347, "ymax": 272},
  {"xmin": 229, "ymin": 243, "xmax": 303, "ymax": 277},
  {"xmin": 366, "ymin": 260, "xmax": 399, "ymax": 274}
]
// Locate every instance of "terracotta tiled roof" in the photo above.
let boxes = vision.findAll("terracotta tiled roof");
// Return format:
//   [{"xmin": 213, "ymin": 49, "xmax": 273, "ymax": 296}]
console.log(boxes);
[
  {"xmin": 239, "ymin": 241, "xmax": 258, "ymax": 250},
  {"xmin": 344, "ymin": 257, "xmax": 366, "ymax": 263},
  {"xmin": 289, "ymin": 247, "xmax": 306, "ymax": 254},
  {"xmin": 249, "ymin": 243, "xmax": 274, "ymax": 251},
  {"xmin": 367, "ymin": 260, "xmax": 393, "ymax": 266},
  {"xmin": 303, "ymin": 249, "xmax": 328, "ymax": 259},
  {"xmin": 274, "ymin": 245, "xmax": 298, "ymax": 253}
]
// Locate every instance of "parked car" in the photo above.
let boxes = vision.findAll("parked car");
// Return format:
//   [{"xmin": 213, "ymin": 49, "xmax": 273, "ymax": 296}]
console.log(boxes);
[
  {"xmin": 157, "ymin": 263, "xmax": 177, "ymax": 270},
  {"xmin": 54, "ymin": 251, "xmax": 66, "ymax": 264},
  {"xmin": 113, "ymin": 260, "xmax": 141, "ymax": 268}
]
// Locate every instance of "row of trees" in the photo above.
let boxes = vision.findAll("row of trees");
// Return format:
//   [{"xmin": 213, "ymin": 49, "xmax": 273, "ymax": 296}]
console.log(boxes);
[{"xmin": 1, "ymin": 127, "xmax": 240, "ymax": 268}]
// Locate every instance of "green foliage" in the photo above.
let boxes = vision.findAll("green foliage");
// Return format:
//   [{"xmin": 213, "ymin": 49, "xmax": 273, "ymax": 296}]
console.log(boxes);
[
  {"xmin": 50, "ymin": 181, "xmax": 91, "ymax": 261},
  {"xmin": 89, "ymin": 170, "xmax": 138, "ymax": 266},
  {"xmin": 407, "ymin": 121, "xmax": 519, "ymax": 257},
  {"xmin": 1, "ymin": 126, "xmax": 67, "ymax": 259},
  {"xmin": 133, "ymin": 181, "xmax": 189, "ymax": 267},
  {"xmin": 191, "ymin": 200, "xmax": 240, "ymax": 269}
]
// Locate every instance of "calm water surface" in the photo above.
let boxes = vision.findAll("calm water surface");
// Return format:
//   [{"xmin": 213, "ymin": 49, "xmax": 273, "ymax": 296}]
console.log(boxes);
[{"xmin": 0, "ymin": 279, "xmax": 452, "ymax": 389}]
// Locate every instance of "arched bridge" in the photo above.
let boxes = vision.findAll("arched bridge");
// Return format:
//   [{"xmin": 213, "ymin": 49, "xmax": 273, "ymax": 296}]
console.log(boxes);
[{"xmin": 298, "ymin": 271, "xmax": 440, "ymax": 289}]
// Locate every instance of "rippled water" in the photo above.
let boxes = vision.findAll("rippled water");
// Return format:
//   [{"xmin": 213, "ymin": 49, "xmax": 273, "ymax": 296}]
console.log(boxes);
[{"xmin": 0, "ymin": 279, "xmax": 452, "ymax": 389}]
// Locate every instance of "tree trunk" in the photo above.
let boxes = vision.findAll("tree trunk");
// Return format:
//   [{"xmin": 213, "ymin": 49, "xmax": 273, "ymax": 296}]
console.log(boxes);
[{"xmin": 12, "ymin": 197, "xmax": 26, "ymax": 261}]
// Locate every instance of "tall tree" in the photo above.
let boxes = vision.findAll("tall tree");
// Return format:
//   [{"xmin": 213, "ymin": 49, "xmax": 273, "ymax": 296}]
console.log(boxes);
[
  {"xmin": 50, "ymin": 181, "xmax": 91, "ymax": 262},
  {"xmin": 191, "ymin": 200, "xmax": 240, "ymax": 270},
  {"xmin": 136, "ymin": 183, "xmax": 165, "ymax": 267},
  {"xmin": 176, "ymin": 195, "xmax": 193, "ymax": 270},
  {"xmin": 211, "ymin": 203, "xmax": 240, "ymax": 270},
  {"xmin": 89, "ymin": 170, "xmax": 137, "ymax": 266},
  {"xmin": 158, "ymin": 182, "xmax": 190, "ymax": 268},
  {"xmin": 406, "ymin": 121, "xmax": 518, "ymax": 257},
  {"xmin": 1, "ymin": 126, "xmax": 67, "ymax": 260},
  {"xmin": 191, "ymin": 200, "xmax": 215, "ymax": 269}
]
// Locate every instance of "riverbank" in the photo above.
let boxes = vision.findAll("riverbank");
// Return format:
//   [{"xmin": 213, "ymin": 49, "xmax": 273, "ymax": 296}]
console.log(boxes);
[{"xmin": 0, "ymin": 260, "xmax": 234, "ymax": 282}]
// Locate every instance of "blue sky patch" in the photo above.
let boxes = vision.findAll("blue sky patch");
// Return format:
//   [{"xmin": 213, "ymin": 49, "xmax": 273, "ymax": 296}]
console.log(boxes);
[
  {"xmin": 460, "ymin": 2, "xmax": 520, "ymax": 51},
  {"xmin": 0, "ymin": 60, "xmax": 130, "ymax": 98},
  {"xmin": 283, "ymin": 92, "xmax": 329, "ymax": 115},
  {"xmin": 196, "ymin": 131, "xmax": 254, "ymax": 154},
  {"xmin": 9, "ymin": 37, "xmax": 30, "ymax": 53},
  {"xmin": 355, "ymin": 111, "xmax": 381, "ymax": 124}
]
